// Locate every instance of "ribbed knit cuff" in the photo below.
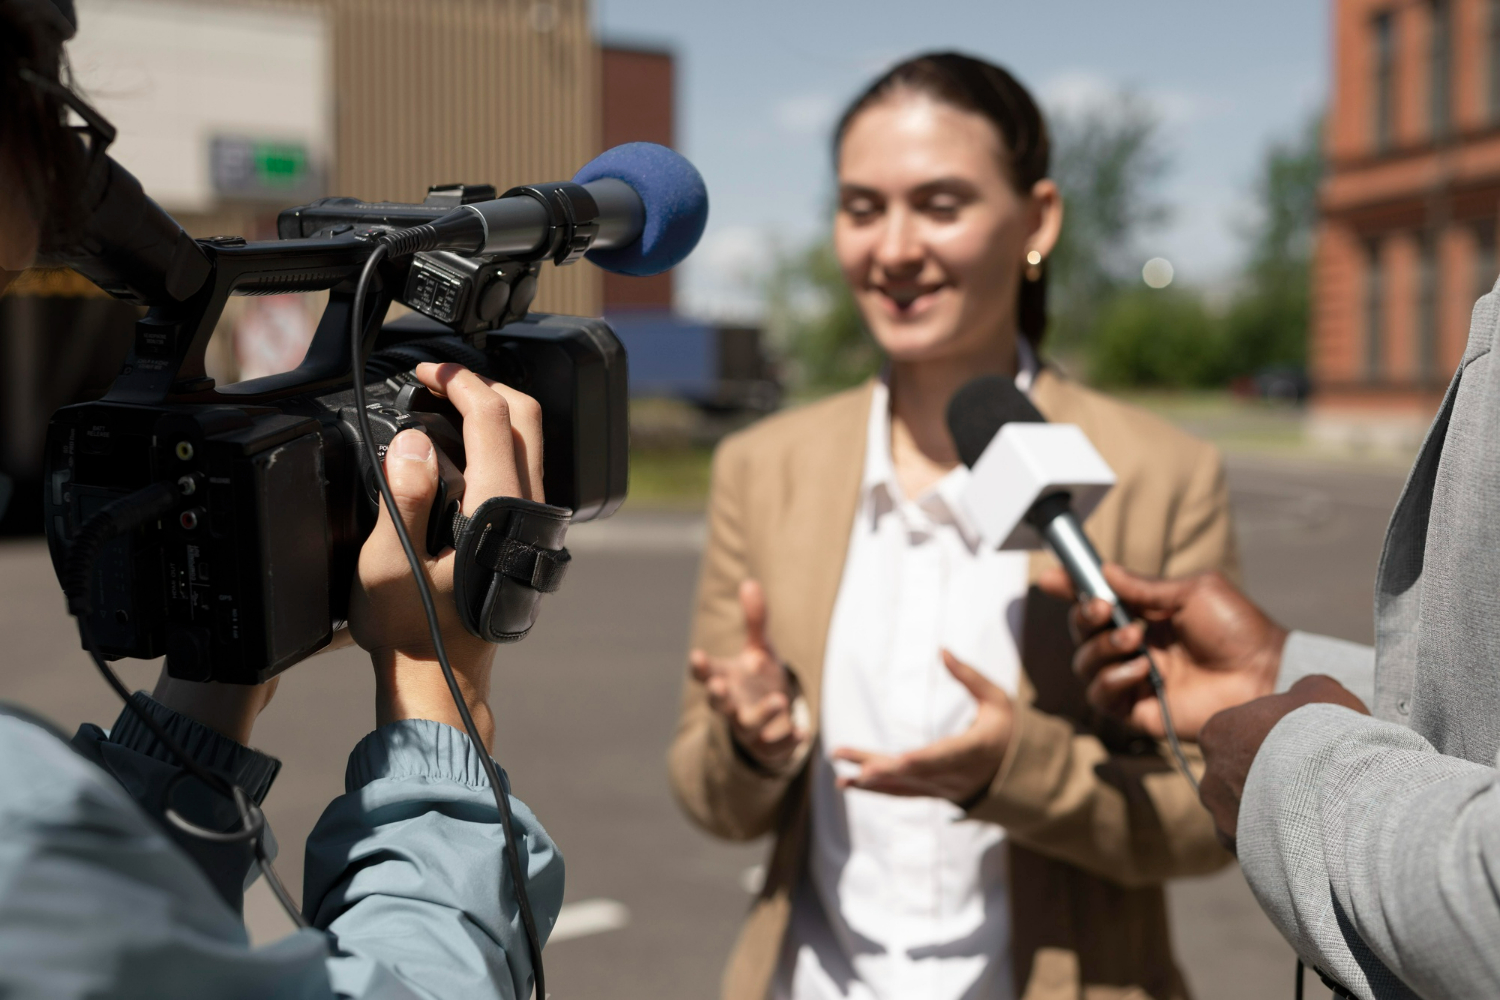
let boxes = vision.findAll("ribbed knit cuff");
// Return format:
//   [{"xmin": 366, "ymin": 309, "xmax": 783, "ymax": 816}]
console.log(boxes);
[
  {"xmin": 345, "ymin": 718, "xmax": 510, "ymax": 793},
  {"xmin": 107, "ymin": 693, "xmax": 282, "ymax": 805}
]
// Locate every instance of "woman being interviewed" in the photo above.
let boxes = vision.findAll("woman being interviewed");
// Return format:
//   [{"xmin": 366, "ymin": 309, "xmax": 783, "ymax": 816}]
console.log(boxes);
[{"xmin": 670, "ymin": 52, "xmax": 1234, "ymax": 1000}]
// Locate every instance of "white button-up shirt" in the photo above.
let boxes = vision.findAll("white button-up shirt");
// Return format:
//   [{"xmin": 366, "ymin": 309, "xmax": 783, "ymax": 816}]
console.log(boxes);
[{"xmin": 774, "ymin": 350, "xmax": 1038, "ymax": 1000}]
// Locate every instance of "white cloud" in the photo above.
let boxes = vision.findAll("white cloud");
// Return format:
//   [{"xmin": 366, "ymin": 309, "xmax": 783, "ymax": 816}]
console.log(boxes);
[
  {"xmin": 772, "ymin": 93, "xmax": 840, "ymax": 136},
  {"xmin": 1040, "ymin": 70, "xmax": 1117, "ymax": 118},
  {"xmin": 1040, "ymin": 69, "xmax": 1210, "ymax": 126},
  {"xmin": 678, "ymin": 224, "xmax": 778, "ymax": 322}
]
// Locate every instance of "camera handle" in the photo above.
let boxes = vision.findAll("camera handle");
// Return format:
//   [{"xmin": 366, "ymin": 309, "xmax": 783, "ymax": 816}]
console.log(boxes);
[{"xmin": 102, "ymin": 235, "xmax": 399, "ymax": 408}]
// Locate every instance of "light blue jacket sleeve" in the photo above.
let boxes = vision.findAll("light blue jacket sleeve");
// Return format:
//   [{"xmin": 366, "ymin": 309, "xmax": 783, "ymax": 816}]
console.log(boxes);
[
  {"xmin": 0, "ymin": 700, "xmax": 562, "ymax": 1000},
  {"xmin": 306, "ymin": 719, "xmax": 564, "ymax": 1000}
]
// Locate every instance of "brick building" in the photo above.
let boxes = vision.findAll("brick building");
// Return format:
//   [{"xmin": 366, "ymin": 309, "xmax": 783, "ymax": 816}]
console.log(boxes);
[
  {"xmin": 1314, "ymin": 0, "xmax": 1500, "ymax": 446},
  {"xmin": 600, "ymin": 43, "xmax": 675, "ymax": 311}
]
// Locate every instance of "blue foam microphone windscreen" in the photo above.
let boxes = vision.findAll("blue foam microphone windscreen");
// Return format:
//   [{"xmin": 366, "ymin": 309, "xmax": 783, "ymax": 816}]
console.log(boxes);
[{"xmin": 573, "ymin": 142, "xmax": 709, "ymax": 276}]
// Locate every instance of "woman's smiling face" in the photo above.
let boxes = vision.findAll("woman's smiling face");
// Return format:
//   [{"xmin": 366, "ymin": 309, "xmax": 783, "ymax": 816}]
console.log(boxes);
[{"xmin": 834, "ymin": 91, "xmax": 1051, "ymax": 365}]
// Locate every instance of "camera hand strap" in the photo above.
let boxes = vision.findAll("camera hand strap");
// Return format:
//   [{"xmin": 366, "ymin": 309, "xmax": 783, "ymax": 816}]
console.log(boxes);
[{"xmin": 451, "ymin": 497, "xmax": 572, "ymax": 642}]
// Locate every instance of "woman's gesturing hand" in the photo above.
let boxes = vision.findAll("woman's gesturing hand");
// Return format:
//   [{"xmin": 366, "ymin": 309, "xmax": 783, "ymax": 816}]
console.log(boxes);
[
  {"xmin": 690, "ymin": 580, "xmax": 809, "ymax": 772},
  {"xmin": 831, "ymin": 651, "xmax": 1013, "ymax": 805},
  {"xmin": 349, "ymin": 362, "xmax": 544, "ymax": 749}
]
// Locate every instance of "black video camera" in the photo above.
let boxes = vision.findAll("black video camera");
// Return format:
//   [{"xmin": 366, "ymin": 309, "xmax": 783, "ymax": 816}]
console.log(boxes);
[{"xmin": 42, "ymin": 176, "xmax": 636, "ymax": 685}]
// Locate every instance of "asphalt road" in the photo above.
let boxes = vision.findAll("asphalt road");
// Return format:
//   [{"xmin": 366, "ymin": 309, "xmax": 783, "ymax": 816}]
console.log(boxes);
[{"xmin": 0, "ymin": 452, "xmax": 1407, "ymax": 1000}]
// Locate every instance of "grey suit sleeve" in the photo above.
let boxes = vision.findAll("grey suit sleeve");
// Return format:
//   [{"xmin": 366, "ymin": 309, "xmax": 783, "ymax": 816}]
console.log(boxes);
[
  {"xmin": 1238, "ymin": 703, "xmax": 1500, "ymax": 1000},
  {"xmin": 1276, "ymin": 630, "xmax": 1376, "ymax": 708}
]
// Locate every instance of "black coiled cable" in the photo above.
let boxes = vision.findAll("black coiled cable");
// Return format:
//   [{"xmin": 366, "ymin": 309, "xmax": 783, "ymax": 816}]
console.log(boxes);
[
  {"xmin": 378, "ymin": 224, "xmax": 441, "ymax": 259},
  {"xmin": 353, "ymin": 240, "xmax": 548, "ymax": 1000}
]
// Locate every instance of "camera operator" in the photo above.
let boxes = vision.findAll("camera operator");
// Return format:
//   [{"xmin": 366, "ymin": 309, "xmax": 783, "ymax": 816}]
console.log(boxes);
[
  {"xmin": 1042, "ymin": 288, "xmax": 1500, "ymax": 997},
  {"xmin": 0, "ymin": 2, "xmax": 562, "ymax": 997}
]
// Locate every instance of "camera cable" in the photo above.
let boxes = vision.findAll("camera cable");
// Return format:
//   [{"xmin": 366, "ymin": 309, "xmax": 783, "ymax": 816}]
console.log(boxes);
[
  {"xmin": 350, "ymin": 241, "xmax": 548, "ymax": 1000},
  {"xmin": 62, "ymin": 483, "xmax": 309, "ymax": 929}
]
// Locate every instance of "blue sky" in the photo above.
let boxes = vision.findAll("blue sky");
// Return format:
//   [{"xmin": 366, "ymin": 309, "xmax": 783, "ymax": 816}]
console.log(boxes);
[{"xmin": 595, "ymin": 0, "xmax": 1329, "ymax": 319}]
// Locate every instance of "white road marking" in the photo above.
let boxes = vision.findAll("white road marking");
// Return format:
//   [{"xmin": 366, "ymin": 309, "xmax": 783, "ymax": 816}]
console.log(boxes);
[
  {"xmin": 564, "ymin": 516, "xmax": 705, "ymax": 553},
  {"xmin": 550, "ymin": 898, "xmax": 631, "ymax": 942}
]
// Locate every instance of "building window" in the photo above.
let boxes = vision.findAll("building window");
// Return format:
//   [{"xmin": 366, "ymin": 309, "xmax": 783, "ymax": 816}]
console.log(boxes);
[
  {"xmin": 1490, "ymin": 0, "xmax": 1500, "ymax": 122},
  {"xmin": 1431, "ymin": 0, "xmax": 1452, "ymax": 138},
  {"xmin": 1418, "ymin": 234, "xmax": 1440, "ymax": 382},
  {"xmin": 1476, "ymin": 220, "xmax": 1497, "ymax": 303},
  {"xmin": 1374, "ymin": 11, "xmax": 1397, "ymax": 151},
  {"xmin": 1366, "ymin": 239, "xmax": 1385, "ymax": 379}
]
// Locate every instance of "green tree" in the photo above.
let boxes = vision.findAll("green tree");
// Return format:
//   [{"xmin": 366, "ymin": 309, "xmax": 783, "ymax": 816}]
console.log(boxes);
[
  {"xmin": 1046, "ymin": 92, "xmax": 1171, "ymax": 357},
  {"xmin": 1088, "ymin": 287, "xmax": 1224, "ymax": 387},
  {"xmin": 764, "ymin": 239, "xmax": 878, "ymax": 394},
  {"xmin": 1220, "ymin": 116, "xmax": 1323, "ymax": 377}
]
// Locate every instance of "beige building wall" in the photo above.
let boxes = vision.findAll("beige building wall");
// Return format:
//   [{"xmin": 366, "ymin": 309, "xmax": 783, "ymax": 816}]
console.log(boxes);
[
  {"xmin": 76, "ymin": 0, "xmax": 602, "ymax": 318},
  {"xmin": 321, "ymin": 0, "xmax": 602, "ymax": 317}
]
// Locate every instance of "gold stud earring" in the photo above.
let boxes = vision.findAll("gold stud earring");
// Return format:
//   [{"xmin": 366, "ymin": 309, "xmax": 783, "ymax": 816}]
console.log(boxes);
[{"xmin": 1025, "ymin": 249, "xmax": 1044, "ymax": 282}]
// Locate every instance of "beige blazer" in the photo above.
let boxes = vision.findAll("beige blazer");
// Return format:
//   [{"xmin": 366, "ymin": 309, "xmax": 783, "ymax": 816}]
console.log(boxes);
[{"xmin": 669, "ymin": 369, "xmax": 1238, "ymax": 1000}]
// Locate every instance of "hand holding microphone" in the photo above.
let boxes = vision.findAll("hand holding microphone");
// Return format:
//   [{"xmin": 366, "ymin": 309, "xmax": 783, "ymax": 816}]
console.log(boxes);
[
  {"xmin": 1045, "ymin": 563, "xmax": 1368, "ymax": 851},
  {"xmin": 1039, "ymin": 564, "xmax": 1287, "ymax": 740}
]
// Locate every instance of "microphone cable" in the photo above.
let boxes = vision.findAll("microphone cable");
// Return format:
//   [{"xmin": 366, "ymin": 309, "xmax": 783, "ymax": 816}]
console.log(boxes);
[
  {"xmin": 1142, "ymin": 647, "xmax": 1197, "ymax": 792},
  {"xmin": 1091, "ymin": 596, "xmax": 1198, "ymax": 791},
  {"xmin": 350, "ymin": 241, "xmax": 548, "ymax": 1000}
]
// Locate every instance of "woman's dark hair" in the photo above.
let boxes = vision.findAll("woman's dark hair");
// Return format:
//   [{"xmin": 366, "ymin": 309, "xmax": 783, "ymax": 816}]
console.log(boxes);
[
  {"xmin": 834, "ymin": 51, "xmax": 1052, "ymax": 347},
  {"xmin": 0, "ymin": 0, "xmax": 81, "ymax": 236}
]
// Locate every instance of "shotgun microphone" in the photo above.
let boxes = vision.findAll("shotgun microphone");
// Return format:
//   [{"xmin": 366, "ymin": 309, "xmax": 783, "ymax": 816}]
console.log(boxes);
[{"xmin": 376, "ymin": 141, "xmax": 708, "ymax": 275}]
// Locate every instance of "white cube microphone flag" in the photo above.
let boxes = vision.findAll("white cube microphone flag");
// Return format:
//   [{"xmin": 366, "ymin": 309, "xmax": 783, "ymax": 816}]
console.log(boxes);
[
  {"xmin": 946, "ymin": 375, "xmax": 1124, "ymax": 617},
  {"xmin": 959, "ymin": 422, "xmax": 1115, "ymax": 551}
]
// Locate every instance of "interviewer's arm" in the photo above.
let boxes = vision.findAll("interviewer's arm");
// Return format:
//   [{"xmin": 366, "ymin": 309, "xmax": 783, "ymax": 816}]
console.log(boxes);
[{"xmin": 1238, "ymin": 704, "xmax": 1500, "ymax": 999}]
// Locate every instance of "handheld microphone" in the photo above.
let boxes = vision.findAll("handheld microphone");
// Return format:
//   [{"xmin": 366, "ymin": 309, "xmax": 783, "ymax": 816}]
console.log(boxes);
[
  {"xmin": 377, "ymin": 141, "xmax": 708, "ymax": 276},
  {"xmin": 947, "ymin": 375, "xmax": 1128, "ymax": 627},
  {"xmin": 947, "ymin": 374, "xmax": 1198, "ymax": 786}
]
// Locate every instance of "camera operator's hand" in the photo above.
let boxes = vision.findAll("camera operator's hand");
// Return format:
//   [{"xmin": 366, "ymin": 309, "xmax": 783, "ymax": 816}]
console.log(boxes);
[
  {"xmin": 350, "ymin": 362, "xmax": 544, "ymax": 749},
  {"xmin": 1037, "ymin": 565, "xmax": 1286, "ymax": 741},
  {"xmin": 832, "ymin": 650, "xmax": 1013, "ymax": 805},
  {"xmin": 1199, "ymin": 674, "xmax": 1369, "ymax": 853},
  {"xmin": 690, "ymin": 580, "xmax": 809, "ymax": 772}
]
